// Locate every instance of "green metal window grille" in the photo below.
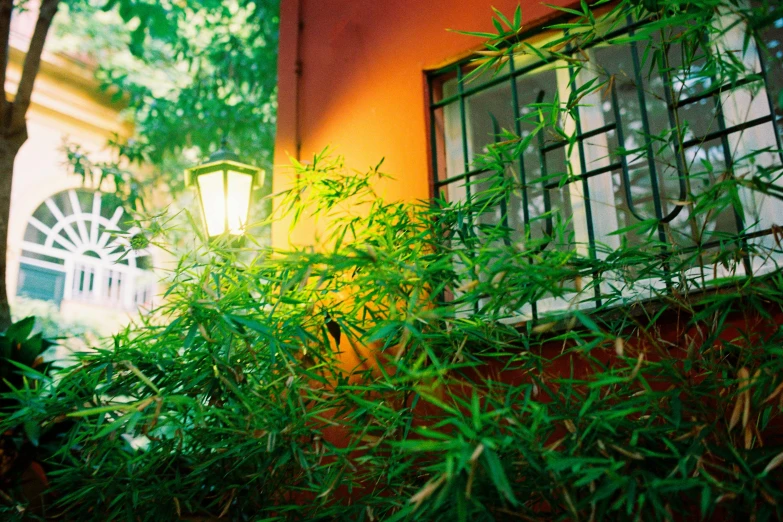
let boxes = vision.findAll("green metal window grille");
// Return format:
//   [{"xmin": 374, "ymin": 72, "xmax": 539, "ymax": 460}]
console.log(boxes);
[{"xmin": 428, "ymin": 10, "xmax": 783, "ymax": 322}]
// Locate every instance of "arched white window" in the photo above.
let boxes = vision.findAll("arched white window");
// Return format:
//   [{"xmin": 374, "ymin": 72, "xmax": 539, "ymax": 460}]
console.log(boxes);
[{"xmin": 16, "ymin": 189, "xmax": 156, "ymax": 310}]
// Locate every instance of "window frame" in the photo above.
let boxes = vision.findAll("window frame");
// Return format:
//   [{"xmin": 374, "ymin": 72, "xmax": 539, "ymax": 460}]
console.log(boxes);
[
  {"xmin": 426, "ymin": 10, "xmax": 783, "ymax": 323},
  {"xmin": 18, "ymin": 189, "xmax": 157, "ymax": 311}
]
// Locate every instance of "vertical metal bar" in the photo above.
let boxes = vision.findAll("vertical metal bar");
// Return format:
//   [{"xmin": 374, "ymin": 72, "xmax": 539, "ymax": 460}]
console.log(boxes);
[
  {"xmin": 535, "ymin": 98, "xmax": 554, "ymax": 242},
  {"xmin": 657, "ymin": 33, "xmax": 693, "ymax": 292},
  {"xmin": 456, "ymin": 66, "xmax": 475, "ymax": 246},
  {"xmin": 610, "ymin": 82, "xmax": 646, "ymax": 221},
  {"xmin": 658, "ymin": 43, "xmax": 689, "ymax": 207},
  {"xmin": 427, "ymin": 73, "xmax": 449, "ymax": 308},
  {"xmin": 628, "ymin": 19, "xmax": 668, "ymax": 244},
  {"xmin": 712, "ymin": 88, "xmax": 753, "ymax": 277},
  {"xmin": 508, "ymin": 56, "xmax": 532, "ymax": 235},
  {"xmin": 457, "ymin": 66, "xmax": 471, "ymax": 198},
  {"xmin": 565, "ymin": 51, "xmax": 602, "ymax": 307},
  {"xmin": 428, "ymin": 74, "xmax": 441, "ymax": 201},
  {"xmin": 626, "ymin": 20, "xmax": 673, "ymax": 287},
  {"xmin": 509, "ymin": 56, "xmax": 538, "ymax": 321},
  {"xmin": 491, "ymin": 115, "xmax": 512, "ymax": 247},
  {"xmin": 756, "ymin": 33, "xmax": 783, "ymax": 166},
  {"xmin": 456, "ymin": 65, "xmax": 479, "ymax": 314}
]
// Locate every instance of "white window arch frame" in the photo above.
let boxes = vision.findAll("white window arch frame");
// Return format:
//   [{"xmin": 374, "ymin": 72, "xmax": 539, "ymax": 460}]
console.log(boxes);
[{"xmin": 19, "ymin": 189, "xmax": 156, "ymax": 310}]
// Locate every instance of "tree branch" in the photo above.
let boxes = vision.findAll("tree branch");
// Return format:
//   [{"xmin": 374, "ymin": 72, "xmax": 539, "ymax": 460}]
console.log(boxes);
[
  {"xmin": 0, "ymin": 0, "xmax": 13, "ymax": 128},
  {"xmin": 9, "ymin": 0, "xmax": 59, "ymax": 133}
]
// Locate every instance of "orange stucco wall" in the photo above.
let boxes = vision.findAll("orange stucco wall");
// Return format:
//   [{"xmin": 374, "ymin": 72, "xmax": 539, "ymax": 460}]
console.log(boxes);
[{"xmin": 272, "ymin": 0, "xmax": 574, "ymax": 248}]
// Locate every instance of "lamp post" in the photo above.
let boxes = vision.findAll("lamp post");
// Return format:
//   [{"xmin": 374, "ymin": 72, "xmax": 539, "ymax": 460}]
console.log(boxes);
[{"xmin": 185, "ymin": 140, "xmax": 264, "ymax": 238}]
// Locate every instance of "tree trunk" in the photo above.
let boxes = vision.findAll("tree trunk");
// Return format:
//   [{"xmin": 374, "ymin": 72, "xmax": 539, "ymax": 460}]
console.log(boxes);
[
  {"xmin": 0, "ymin": 0, "xmax": 60, "ymax": 330},
  {"xmin": 0, "ymin": 131, "xmax": 26, "ymax": 330}
]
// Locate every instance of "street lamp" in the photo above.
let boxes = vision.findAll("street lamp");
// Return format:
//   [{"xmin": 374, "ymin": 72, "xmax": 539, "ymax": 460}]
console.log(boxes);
[{"xmin": 185, "ymin": 141, "xmax": 264, "ymax": 238}]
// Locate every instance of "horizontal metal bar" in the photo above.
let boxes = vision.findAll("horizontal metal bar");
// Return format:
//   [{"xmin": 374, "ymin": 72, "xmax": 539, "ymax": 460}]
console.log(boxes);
[
  {"xmin": 540, "ymin": 139, "xmax": 568, "ymax": 154},
  {"xmin": 430, "ymin": 18, "xmax": 654, "ymax": 109},
  {"xmin": 434, "ymin": 167, "xmax": 492, "ymax": 188},
  {"xmin": 681, "ymin": 115, "xmax": 773, "ymax": 149},
  {"xmin": 580, "ymin": 161, "xmax": 623, "ymax": 180},
  {"xmin": 432, "ymin": 58, "xmax": 559, "ymax": 109},
  {"xmin": 540, "ymin": 123, "xmax": 617, "ymax": 153},
  {"xmin": 540, "ymin": 140, "xmax": 568, "ymax": 154},
  {"xmin": 542, "ymin": 161, "xmax": 623, "ymax": 189},
  {"xmin": 427, "ymin": 16, "xmax": 654, "ymax": 80},
  {"xmin": 672, "ymin": 76, "xmax": 760, "ymax": 109},
  {"xmin": 677, "ymin": 227, "xmax": 780, "ymax": 255},
  {"xmin": 579, "ymin": 122, "xmax": 617, "ymax": 141}
]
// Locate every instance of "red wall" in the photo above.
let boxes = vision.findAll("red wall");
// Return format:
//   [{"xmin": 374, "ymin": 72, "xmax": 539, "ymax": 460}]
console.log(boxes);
[{"xmin": 272, "ymin": 0, "xmax": 573, "ymax": 248}]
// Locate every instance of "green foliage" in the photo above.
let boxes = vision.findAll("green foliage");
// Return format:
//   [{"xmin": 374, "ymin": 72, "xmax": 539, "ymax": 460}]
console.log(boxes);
[
  {"xmin": 59, "ymin": 0, "xmax": 278, "ymax": 168},
  {"xmin": 0, "ymin": 318, "xmax": 62, "ymax": 519},
  {"xmin": 0, "ymin": 317, "xmax": 55, "ymax": 400},
  {"xmin": 2, "ymin": 0, "xmax": 783, "ymax": 520},
  {"xmin": 53, "ymin": 0, "xmax": 278, "ymax": 226}
]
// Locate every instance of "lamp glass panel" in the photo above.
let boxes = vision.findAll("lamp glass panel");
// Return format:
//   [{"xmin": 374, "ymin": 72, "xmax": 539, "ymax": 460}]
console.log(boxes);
[
  {"xmin": 226, "ymin": 171, "xmax": 253, "ymax": 234},
  {"xmin": 197, "ymin": 171, "xmax": 226, "ymax": 236}
]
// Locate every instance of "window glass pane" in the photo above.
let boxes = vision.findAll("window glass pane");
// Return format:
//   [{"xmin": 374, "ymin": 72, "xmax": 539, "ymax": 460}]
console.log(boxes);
[
  {"xmin": 526, "ymin": 177, "xmax": 576, "ymax": 249},
  {"xmin": 466, "ymin": 61, "xmax": 511, "ymax": 89},
  {"xmin": 76, "ymin": 190, "xmax": 94, "ymax": 215},
  {"xmin": 583, "ymin": 129, "xmax": 620, "ymax": 173},
  {"xmin": 678, "ymin": 96, "xmax": 720, "ymax": 143},
  {"xmin": 436, "ymin": 178, "xmax": 468, "ymax": 206},
  {"xmin": 32, "ymin": 203, "xmax": 56, "ymax": 228},
  {"xmin": 472, "ymin": 171, "xmax": 514, "ymax": 248},
  {"xmin": 55, "ymin": 228, "xmax": 74, "ymax": 250},
  {"xmin": 24, "ymin": 224, "xmax": 47, "ymax": 245},
  {"xmin": 757, "ymin": 6, "xmax": 783, "ymax": 131},
  {"xmin": 514, "ymin": 64, "xmax": 560, "ymax": 134},
  {"xmin": 528, "ymin": 146, "xmax": 571, "ymax": 245},
  {"xmin": 441, "ymin": 77, "xmax": 467, "ymax": 179},
  {"xmin": 573, "ymin": 53, "xmax": 614, "ymax": 135},
  {"xmin": 669, "ymin": 139, "xmax": 737, "ymax": 248},
  {"xmin": 464, "ymin": 81, "xmax": 515, "ymax": 168},
  {"xmin": 511, "ymin": 65, "xmax": 564, "ymax": 243},
  {"xmin": 51, "ymin": 191, "xmax": 74, "ymax": 217},
  {"xmin": 591, "ymin": 40, "xmax": 675, "ymax": 223},
  {"xmin": 17, "ymin": 263, "xmax": 65, "ymax": 304},
  {"xmin": 665, "ymin": 34, "xmax": 712, "ymax": 103},
  {"xmin": 21, "ymin": 250, "xmax": 65, "ymax": 265},
  {"xmin": 609, "ymin": 169, "xmax": 651, "ymax": 251},
  {"xmin": 727, "ymin": 121, "xmax": 782, "ymax": 236},
  {"xmin": 432, "ymin": 106, "xmax": 450, "ymax": 184},
  {"xmin": 440, "ymin": 60, "xmax": 547, "ymax": 183}
]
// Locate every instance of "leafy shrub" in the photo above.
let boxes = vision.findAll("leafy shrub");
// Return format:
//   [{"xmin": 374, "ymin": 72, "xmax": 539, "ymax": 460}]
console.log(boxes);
[
  {"xmin": 0, "ymin": 317, "xmax": 63, "ymax": 520},
  {"xmin": 2, "ymin": 0, "xmax": 783, "ymax": 520}
]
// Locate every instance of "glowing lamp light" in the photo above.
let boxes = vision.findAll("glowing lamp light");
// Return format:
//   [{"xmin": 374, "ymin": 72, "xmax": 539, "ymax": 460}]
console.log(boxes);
[{"xmin": 185, "ymin": 142, "xmax": 264, "ymax": 238}]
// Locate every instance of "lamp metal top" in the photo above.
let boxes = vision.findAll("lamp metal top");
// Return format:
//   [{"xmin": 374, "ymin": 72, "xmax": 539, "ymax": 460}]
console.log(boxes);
[{"xmin": 207, "ymin": 137, "xmax": 241, "ymax": 163}]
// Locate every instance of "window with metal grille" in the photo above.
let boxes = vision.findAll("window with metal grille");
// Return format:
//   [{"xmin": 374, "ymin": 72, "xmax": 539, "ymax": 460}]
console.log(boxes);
[{"xmin": 428, "ymin": 9, "xmax": 783, "ymax": 321}]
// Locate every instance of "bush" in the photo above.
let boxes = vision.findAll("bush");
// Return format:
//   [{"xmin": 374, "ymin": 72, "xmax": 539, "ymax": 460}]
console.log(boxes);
[{"xmin": 2, "ymin": 0, "xmax": 783, "ymax": 520}]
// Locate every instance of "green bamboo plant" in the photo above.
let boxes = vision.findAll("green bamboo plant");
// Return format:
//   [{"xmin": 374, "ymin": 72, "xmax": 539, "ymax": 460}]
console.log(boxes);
[{"xmin": 2, "ymin": 0, "xmax": 783, "ymax": 520}]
